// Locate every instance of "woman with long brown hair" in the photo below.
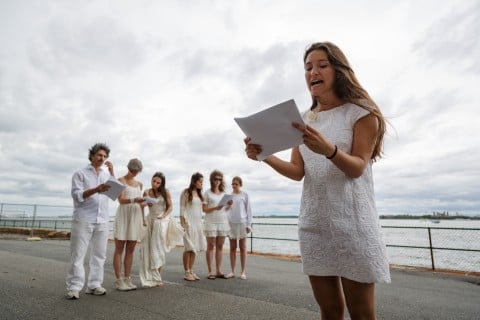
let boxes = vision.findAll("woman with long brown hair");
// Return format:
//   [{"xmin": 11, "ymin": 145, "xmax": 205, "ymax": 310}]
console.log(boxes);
[
  {"xmin": 179, "ymin": 172, "xmax": 207, "ymax": 281},
  {"xmin": 139, "ymin": 172, "xmax": 176, "ymax": 287},
  {"xmin": 245, "ymin": 42, "xmax": 390, "ymax": 319}
]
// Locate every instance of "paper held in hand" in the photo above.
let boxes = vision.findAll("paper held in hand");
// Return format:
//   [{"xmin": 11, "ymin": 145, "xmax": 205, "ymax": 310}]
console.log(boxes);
[
  {"xmin": 143, "ymin": 196, "xmax": 159, "ymax": 204},
  {"xmin": 218, "ymin": 194, "xmax": 233, "ymax": 206},
  {"xmin": 104, "ymin": 177, "xmax": 126, "ymax": 201},
  {"xmin": 234, "ymin": 99, "xmax": 305, "ymax": 161}
]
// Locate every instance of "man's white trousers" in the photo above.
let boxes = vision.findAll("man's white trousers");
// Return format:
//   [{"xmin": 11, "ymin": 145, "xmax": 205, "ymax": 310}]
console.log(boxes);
[{"xmin": 66, "ymin": 220, "xmax": 108, "ymax": 291}]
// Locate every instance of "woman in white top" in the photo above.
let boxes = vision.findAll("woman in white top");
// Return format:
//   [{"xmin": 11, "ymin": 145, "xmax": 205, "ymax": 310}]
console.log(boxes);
[
  {"xmin": 139, "ymin": 172, "xmax": 173, "ymax": 287},
  {"xmin": 202, "ymin": 170, "xmax": 232, "ymax": 279},
  {"xmin": 225, "ymin": 176, "xmax": 252, "ymax": 280},
  {"xmin": 180, "ymin": 172, "xmax": 207, "ymax": 281},
  {"xmin": 113, "ymin": 158, "xmax": 146, "ymax": 291}
]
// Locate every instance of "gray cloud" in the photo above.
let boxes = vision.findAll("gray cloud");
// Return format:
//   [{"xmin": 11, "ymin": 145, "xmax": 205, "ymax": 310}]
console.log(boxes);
[
  {"xmin": 1, "ymin": 0, "xmax": 479, "ymax": 218},
  {"xmin": 28, "ymin": 16, "xmax": 145, "ymax": 77},
  {"xmin": 413, "ymin": 1, "xmax": 480, "ymax": 73}
]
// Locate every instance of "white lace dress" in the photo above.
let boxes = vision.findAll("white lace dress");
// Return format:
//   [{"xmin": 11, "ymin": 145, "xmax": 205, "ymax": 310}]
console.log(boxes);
[
  {"xmin": 298, "ymin": 103, "xmax": 391, "ymax": 283},
  {"xmin": 180, "ymin": 191, "xmax": 207, "ymax": 253}
]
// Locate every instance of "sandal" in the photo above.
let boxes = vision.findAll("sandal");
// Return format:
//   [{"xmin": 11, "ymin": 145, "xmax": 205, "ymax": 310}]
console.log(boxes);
[
  {"xmin": 215, "ymin": 273, "xmax": 227, "ymax": 279},
  {"xmin": 184, "ymin": 271, "xmax": 195, "ymax": 281},
  {"xmin": 207, "ymin": 274, "xmax": 216, "ymax": 280},
  {"xmin": 191, "ymin": 272, "xmax": 200, "ymax": 280},
  {"xmin": 224, "ymin": 272, "xmax": 235, "ymax": 279}
]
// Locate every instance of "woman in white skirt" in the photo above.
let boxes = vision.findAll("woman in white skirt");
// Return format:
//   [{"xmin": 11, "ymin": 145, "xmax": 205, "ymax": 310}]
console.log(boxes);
[
  {"xmin": 180, "ymin": 172, "xmax": 207, "ymax": 281},
  {"xmin": 113, "ymin": 158, "xmax": 146, "ymax": 291},
  {"xmin": 202, "ymin": 170, "xmax": 232, "ymax": 279},
  {"xmin": 139, "ymin": 172, "xmax": 180, "ymax": 287},
  {"xmin": 225, "ymin": 176, "xmax": 252, "ymax": 280}
]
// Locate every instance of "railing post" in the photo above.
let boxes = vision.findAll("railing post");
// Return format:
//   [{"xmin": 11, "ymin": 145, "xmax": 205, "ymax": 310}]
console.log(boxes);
[
  {"xmin": 30, "ymin": 205, "xmax": 37, "ymax": 238},
  {"xmin": 0, "ymin": 203, "xmax": 3, "ymax": 221},
  {"xmin": 250, "ymin": 230, "xmax": 253, "ymax": 254},
  {"xmin": 428, "ymin": 227, "xmax": 435, "ymax": 270}
]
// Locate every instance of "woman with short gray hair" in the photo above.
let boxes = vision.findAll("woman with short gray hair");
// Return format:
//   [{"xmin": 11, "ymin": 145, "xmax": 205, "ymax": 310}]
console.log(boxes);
[{"xmin": 113, "ymin": 158, "xmax": 146, "ymax": 291}]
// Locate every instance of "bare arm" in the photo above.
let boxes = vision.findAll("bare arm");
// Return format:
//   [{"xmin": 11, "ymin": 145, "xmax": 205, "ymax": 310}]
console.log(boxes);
[
  {"xmin": 202, "ymin": 191, "xmax": 224, "ymax": 213},
  {"xmin": 294, "ymin": 114, "xmax": 378, "ymax": 178}
]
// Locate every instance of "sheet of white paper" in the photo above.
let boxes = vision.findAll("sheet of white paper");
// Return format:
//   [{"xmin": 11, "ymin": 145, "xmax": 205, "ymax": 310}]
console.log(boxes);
[
  {"xmin": 218, "ymin": 194, "xmax": 233, "ymax": 206},
  {"xmin": 143, "ymin": 196, "xmax": 159, "ymax": 204},
  {"xmin": 104, "ymin": 177, "xmax": 126, "ymax": 201},
  {"xmin": 234, "ymin": 99, "xmax": 305, "ymax": 160}
]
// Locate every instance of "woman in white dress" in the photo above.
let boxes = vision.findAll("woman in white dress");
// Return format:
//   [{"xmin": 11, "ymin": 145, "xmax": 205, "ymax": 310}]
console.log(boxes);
[
  {"xmin": 203, "ymin": 170, "xmax": 232, "ymax": 279},
  {"xmin": 139, "ymin": 172, "xmax": 174, "ymax": 287},
  {"xmin": 225, "ymin": 176, "xmax": 252, "ymax": 280},
  {"xmin": 113, "ymin": 158, "xmax": 146, "ymax": 291},
  {"xmin": 244, "ymin": 42, "xmax": 390, "ymax": 319},
  {"xmin": 180, "ymin": 172, "xmax": 207, "ymax": 281}
]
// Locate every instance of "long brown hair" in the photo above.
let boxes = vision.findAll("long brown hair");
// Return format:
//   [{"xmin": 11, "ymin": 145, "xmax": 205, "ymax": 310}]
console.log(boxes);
[
  {"xmin": 303, "ymin": 42, "xmax": 386, "ymax": 160},
  {"xmin": 185, "ymin": 172, "xmax": 204, "ymax": 203},
  {"xmin": 150, "ymin": 172, "xmax": 168, "ymax": 208}
]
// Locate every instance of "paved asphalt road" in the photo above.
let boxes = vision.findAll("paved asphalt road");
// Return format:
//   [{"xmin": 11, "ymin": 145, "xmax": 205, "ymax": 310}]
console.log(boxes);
[{"xmin": 0, "ymin": 237, "xmax": 478, "ymax": 320}]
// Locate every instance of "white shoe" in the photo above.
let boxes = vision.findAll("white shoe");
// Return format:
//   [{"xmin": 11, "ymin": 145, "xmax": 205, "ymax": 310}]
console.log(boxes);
[
  {"xmin": 66, "ymin": 290, "xmax": 79, "ymax": 300},
  {"xmin": 124, "ymin": 277, "xmax": 137, "ymax": 290},
  {"xmin": 85, "ymin": 286, "xmax": 107, "ymax": 295},
  {"xmin": 114, "ymin": 278, "xmax": 130, "ymax": 291}
]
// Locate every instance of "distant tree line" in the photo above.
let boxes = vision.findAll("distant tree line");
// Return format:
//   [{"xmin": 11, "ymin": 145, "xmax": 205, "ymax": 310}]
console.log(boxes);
[{"xmin": 379, "ymin": 212, "xmax": 480, "ymax": 220}]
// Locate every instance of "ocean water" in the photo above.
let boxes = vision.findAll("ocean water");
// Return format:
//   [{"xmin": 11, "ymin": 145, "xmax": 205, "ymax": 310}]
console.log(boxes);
[
  {"xmin": 1, "ymin": 214, "xmax": 479, "ymax": 272},
  {"xmin": 249, "ymin": 218, "xmax": 480, "ymax": 272}
]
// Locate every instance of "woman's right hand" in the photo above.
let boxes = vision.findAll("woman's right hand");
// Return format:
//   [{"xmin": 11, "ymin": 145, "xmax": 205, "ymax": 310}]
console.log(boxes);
[{"xmin": 244, "ymin": 137, "xmax": 263, "ymax": 161}]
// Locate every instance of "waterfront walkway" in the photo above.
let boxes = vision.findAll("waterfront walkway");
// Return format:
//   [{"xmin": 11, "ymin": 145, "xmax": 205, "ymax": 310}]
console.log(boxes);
[{"xmin": 0, "ymin": 236, "xmax": 479, "ymax": 320}]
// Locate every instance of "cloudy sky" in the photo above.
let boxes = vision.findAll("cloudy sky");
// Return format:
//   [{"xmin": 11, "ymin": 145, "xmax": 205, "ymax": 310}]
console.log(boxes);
[{"xmin": 0, "ymin": 0, "xmax": 479, "ymax": 217}]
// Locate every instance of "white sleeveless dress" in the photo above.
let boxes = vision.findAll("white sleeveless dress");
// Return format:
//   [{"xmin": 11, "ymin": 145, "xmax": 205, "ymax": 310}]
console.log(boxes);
[
  {"xmin": 298, "ymin": 103, "xmax": 391, "ymax": 283},
  {"xmin": 114, "ymin": 184, "xmax": 144, "ymax": 241},
  {"xmin": 139, "ymin": 190, "xmax": 183, "ymax": 287}
]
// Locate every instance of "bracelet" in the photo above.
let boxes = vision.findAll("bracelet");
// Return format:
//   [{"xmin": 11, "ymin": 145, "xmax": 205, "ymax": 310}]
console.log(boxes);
[{"xmin": 326, "ymin": 145, "xmax": 338, "ymax": 159}]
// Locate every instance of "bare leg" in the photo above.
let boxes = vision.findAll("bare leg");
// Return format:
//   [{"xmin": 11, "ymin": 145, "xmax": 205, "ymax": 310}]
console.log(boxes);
[
  {"xmin": 239, "ymin": 237, "xmax": 247, "ymax": 275},
  {"xmin": 229, "ymin": 238, "xmax": 237, "ymax": 274},
  {"xmin": 341, "ymin": 278, "xmax": 376, "ymax": 320},
  {"xmin": 113, "ymin": 239, "xmax": 126, "ymax": 279},
  {"xmin": 183, "ymin": 251, "xmax": 196, "ymax": 281},
  {"xmin": 182, "ymin": 251, "xmax": 190, "ymax": 271},
  {"xmin": 188, "ymin": 252, "xmax": 196, "ymax": 271},
  {"xmin": 206, "ymin": 237, "xmax": 215, "ymax": 275},
  {"xmin": 215, "ymin": 236, "xmax": 225, "ymax": 275},
  {"xmin": 123, "ymin": 240, "xmax": 137, "ymax": 278},
  {"xmin": 308, "ymin": 275, "xmax": 345, "ymax": 320}
]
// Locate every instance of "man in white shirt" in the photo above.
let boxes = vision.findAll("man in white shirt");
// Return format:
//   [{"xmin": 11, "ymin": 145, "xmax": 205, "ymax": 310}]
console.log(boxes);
[{"xmin": 66, "ymin": 143, "xmax": 115, "ymax": 300}]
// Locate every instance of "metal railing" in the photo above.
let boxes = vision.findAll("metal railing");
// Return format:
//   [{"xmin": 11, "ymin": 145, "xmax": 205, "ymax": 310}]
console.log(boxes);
[
  {"xmin": 249, "ymin": 222, "xmax": 480, "ymax": 272},
  {"xmin": 1, "ymin": 203, "xmax": 479, "ymax": 272}
]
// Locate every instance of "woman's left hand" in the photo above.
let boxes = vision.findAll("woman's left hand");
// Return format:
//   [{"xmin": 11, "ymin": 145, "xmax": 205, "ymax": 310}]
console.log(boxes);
[{"xmin": 293, "ymin": 122, "xmax": 334, "ymax": 157}]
